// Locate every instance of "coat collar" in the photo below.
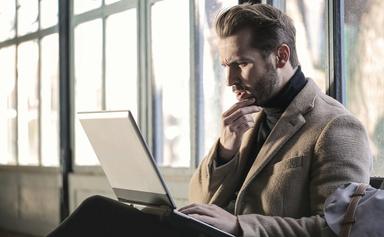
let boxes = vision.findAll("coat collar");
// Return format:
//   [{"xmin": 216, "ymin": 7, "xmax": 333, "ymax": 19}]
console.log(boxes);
[{"xmin": 237, "ymin": 78, "xmax": 319, "ymax": 196}]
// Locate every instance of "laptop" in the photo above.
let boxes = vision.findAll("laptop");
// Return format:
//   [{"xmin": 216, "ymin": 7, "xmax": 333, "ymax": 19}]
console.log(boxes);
[{"xmin": 78, "ymin": 110, "xmax": 235, "ymax": 237}]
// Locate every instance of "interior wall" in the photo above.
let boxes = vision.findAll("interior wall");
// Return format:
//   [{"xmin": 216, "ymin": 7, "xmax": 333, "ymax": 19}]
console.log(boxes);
[
  {"xmin": 0, "ymin": 170, "xmax": 60, "ymax": 236},
  {"xmin": 0, "ymin": 169, "xmax": 192, "ymax": 236}
]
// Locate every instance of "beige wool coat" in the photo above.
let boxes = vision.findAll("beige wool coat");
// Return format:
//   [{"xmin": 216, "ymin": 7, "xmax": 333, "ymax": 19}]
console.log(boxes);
[{"xmin": 189, "ymin": 79, "xmax": 372, "ymax": 237}]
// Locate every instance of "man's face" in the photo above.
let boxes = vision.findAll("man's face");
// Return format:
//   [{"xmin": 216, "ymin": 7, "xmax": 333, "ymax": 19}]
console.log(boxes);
[{"xmin": 218, "ymin": 29, "xmax": 283, "ymax": 106}]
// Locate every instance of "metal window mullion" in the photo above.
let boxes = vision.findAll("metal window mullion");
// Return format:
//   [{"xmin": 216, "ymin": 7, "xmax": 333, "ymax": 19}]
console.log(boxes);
[
  {"xmin": 138, "ymin": 0, "xmax": 152, "ymax": 149},
  {"xmin": 147, "ymin": 0, "xmax": 163, "ymax": 164},
  {"xmin": 59, "ymin": 0, "xmax": 72, "ymax": 221},
  {"xmin": 327, "ymin": 0, "xmax": 345, "ymax": 103},
  {"xmin": 101, "ymin": 0, "xmax": 106, "ymax": 110},
  {"xmin": 0, "ymin": 27, "xmax": 58, "ymax": 48},
  {"xmin": 37, "ymin": 0, "xmax": 42, "ymax": 166},
  {"xmin": 190, "ymin": 0, "xmax": 203, "ymax": 168},
  {"xmin": 15, "ymin": 0, "xmax": 20, "ymax": 166},
  {"xmin": 102, "ymin": 15, "xmax": 107, "ymax": 110},
  {"xmin": 71, "ymin": 0, "xmax": 137, "ymax": 27}
]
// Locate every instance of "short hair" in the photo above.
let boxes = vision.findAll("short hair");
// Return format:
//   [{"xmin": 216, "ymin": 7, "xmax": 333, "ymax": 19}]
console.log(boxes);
[{"xmin": 215, "ymin": 3, "xmax": 299, "ymax": 67}]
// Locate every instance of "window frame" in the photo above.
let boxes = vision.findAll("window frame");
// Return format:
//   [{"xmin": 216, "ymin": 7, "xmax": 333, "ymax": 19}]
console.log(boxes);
[
  {"xmin": 70, "ymin": 0, "xmax": 140, "ymax": 174},
  {"xmin": 70, "ymin": 0, "xmax": 200, "ymax": 173},
  {"xmin": 0, "ymin": 0, "xmax": 60, "ymax": 170}
]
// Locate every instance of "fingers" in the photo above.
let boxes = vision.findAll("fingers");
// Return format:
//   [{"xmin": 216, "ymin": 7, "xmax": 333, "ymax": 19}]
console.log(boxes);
[
  {"xmin": 179, "ymin": 203, "xmax": 219, "ymax": 217},
  {"xmin": 234, "ymin": 120, "xmax": 255, "ymax": 134},
  {"xmin": 222, "ymin": 98, "xmax": 257, "ymax": 117},
  {"xmin": 223, "ymin": 105, "xmax": 260, "ymax": 126}
]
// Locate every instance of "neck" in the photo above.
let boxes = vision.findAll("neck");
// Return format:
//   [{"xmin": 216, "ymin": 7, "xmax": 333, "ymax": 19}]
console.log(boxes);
[
  {"xmin": 262, "ymin": 65, "xmax": 307, "ymax": 109},
  {"xmin": 279, "ymin": 64, "xmax": 297, "ymax": 87}
]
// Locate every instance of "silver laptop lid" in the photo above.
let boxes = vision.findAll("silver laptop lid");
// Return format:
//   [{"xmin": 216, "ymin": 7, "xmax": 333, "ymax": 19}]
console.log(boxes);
[{"xmin": 78, "ymin": 110, "xmax": 176, "ymax": 209}]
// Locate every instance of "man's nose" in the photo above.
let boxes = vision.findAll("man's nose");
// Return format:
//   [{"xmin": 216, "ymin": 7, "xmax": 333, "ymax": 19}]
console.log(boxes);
[{"xmin": 225, "ymin": 66, "xmax": 239, "ymax": 86}]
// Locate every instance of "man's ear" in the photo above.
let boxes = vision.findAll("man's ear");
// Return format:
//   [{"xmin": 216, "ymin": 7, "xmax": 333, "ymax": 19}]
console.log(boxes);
[{"xmin": 275, "ymin": 44, "xmax": 291, "ymax": 68}]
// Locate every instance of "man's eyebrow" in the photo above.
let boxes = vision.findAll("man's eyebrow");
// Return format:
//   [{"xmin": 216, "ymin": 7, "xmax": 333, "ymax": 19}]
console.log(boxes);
[{"xmin": 222, "ymin": 57, "xmax": 252, "ymax": 66}]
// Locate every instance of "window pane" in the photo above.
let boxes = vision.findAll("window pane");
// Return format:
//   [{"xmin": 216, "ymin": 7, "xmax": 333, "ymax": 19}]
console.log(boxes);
[
  {"xmin": 0, "ymin": 0, "xmax": 16, "ymax": 41},
  {"xmin": 0, "ymin": 46, "xmax": 17, "ymax": 165},
  {"xmin": 74, "ymin": 0, "xmax": 102, "ymax": 15},
  {"xmin": 74, "ymin": 20, "xmax": 103, "ymax": 111},
  {"xmin": 286, "ymin": 0, "xmax": 327, "ymax": 91},
  {"xmin": 105, "ymin": 9, "xmax": 138, "ymax": 118},
  {"xmin": 151, "ymin": 0, "xmax": 190, "ymax": 167},
  {"xmin": 17, "ymin": 41, "xmax": 39, "ymax": 166},
  {"xmin": 40, "ymin": 0, "xmax": 58, "ymax": 29},
  {"xmin": 74, "ymin": 19, "xmax": 103, "ymax": 166},
  {"xmin": 105, "ymin": 0, "xmax": 120, "ymax": 4},
  {"xmin": 201, "ymin": 0, "xmax": 238, "ymax": 157},
  {"xmin": 41, "ymin": 34, "xmax": 59, "ymax": 167},
  {"xmin": 344, "ymin": 0, "xmax": 384, "ymax": 176},
  {"xmin": 17, "ymin": 0, "xmax": 39, "ymax": 36}
]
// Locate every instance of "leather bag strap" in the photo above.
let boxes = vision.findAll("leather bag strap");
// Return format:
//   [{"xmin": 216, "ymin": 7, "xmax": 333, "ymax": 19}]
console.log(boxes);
[{"xmin": 339, "ymin": 183, "xmax": 368, "ymax": 237}]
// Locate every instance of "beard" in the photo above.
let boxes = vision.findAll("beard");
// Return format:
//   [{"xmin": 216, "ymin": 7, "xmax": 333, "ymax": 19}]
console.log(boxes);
[{"xmin": 232, "ymin": 62, "xmax": 279, "ymax": 107}]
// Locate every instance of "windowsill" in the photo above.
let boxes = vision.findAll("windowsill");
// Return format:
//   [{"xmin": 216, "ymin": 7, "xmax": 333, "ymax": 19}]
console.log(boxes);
[
  {"xmin": 0, "ymin": 165, "xmax": 60, "ymax": 173},
  {"xmin": 72, "ymin": 165, "xmax": 196, "ymax": 178}
]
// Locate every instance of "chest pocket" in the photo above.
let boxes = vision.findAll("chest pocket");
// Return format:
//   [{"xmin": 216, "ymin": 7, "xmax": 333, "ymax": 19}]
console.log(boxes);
[{"xmin": 273, "ymin": 155, "xmax": 304, "ymax": 171}]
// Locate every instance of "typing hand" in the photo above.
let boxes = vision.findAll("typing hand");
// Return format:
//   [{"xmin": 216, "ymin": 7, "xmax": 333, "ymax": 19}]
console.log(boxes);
[
  {"xmin": 179, "ymin": 203, "xmax": 241, "ymax": 236},
  {"xmin": 219, "ymin": 98, "xmax": 261, "ymax": 161}
]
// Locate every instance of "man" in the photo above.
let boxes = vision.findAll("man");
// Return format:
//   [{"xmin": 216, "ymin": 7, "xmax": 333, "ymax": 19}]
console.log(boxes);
[
  {"xmin": 179, "ymin": 3, "xmax": 371, "ymax": 237},
  {"xmin": 47, "ymin": 3, "xmax": 371, "ymax": 237}
]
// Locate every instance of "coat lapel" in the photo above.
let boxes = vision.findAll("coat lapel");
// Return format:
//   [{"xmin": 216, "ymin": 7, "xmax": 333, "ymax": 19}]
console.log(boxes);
[
  {"xmin": 238, "ymin": 112, "xmax": 265, "ymax": 164},
  {"xmin": 241, "ymin": 110, "xmax": 306, "ymax": 188},
  {"xmin": 239, "ymin": 79, "xmax": 319, "ymax": 192}
]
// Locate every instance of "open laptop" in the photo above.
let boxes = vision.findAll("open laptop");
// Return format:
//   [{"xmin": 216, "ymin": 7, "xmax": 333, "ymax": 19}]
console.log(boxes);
[{"xmin": 78, "ymin": 110, "xmax": 235, "ymax": 237}]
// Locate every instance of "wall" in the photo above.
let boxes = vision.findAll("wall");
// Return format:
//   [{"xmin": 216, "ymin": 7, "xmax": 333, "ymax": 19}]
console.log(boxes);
[
  {"xmin": 0, "ymin": 169, "xmax": 60, "ymax": 236},
  {"xmin": 0, "ymin": 168, "xmax": 192, "ymax": 236}
]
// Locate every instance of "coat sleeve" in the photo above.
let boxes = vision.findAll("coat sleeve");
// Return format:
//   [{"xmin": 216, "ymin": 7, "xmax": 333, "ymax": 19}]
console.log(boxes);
[
  {"xmin": 237, "ymin": 114, "xmax": 372, "ymax": 237},
  {"xmin": 189, "ymin": 140, "xmax": 243, "ymax": 204}
]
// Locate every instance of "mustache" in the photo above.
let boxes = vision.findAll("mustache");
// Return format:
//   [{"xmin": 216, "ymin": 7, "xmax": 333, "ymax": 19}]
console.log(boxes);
[{"xmin": 231, "ymin": 82, "xmax": 246, "ymax": 92}]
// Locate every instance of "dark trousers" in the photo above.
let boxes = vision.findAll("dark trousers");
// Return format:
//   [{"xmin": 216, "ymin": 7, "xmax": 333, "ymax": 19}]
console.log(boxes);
[{"xmin": 47, "ymin": 195, "xmax": 201, "ymax": 237}]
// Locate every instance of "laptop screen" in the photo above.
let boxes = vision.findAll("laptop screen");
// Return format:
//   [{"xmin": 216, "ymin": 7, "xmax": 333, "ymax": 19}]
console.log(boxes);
[{"xmin": 78, "ymin": 111, "xmax": 175, "ymax": 208}]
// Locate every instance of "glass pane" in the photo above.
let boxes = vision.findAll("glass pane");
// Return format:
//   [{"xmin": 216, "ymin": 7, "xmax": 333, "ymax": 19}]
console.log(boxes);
[
  {"xmin": 201, "ymin": 0, "xmax": 239, "ymax": 157},
  {"xmin": 73, "ymin": 0, "xmax": 102, "ymax": 15},
  {"xmin": 41, "ymin": 34, "xmax": 59, "ymax": 167},
  {"xmin": 105, "ymin": 0, "xmax": 120, "ymax": 4},
  {"xmin": 74, "ymin": 19, "xmax": 102, "ymax": 166},
  {"xmin": 344, "ymin": 0, "xmax": 384, "ymax": 176},
  {"xmin": 0, "ymin": 46, "xmax": 17, "ymax": 165},
  {"xmin": 105, "ymin": 9, "xmax": 138, "ymax": 118},
  {"xmin": 17, "ymin": 0, "xmax": 39, "ymax": 36},
  {"xmin": 40, "ymin": 0, "xmax": 58, "ymax": 29},
  {"xmin": 17, "ymin": 41, "xmax": 39, "ymax": 166},
  {"xmin": 151, "ymin": 0, "xmax": 190, "ymax": 167},
  {"xmin": 74, "ymin": 20, "xmax": 103, "ymax": 111},
  {"xmin": 0, "ymin": 0, "xmax": 16, "ymax": 41},
  {"xmin": 286, "ymin": 0, "xmax": 327, "ymax": 91}
]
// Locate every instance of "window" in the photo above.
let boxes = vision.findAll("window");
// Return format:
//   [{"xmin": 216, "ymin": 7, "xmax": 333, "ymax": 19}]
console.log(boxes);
[
  {"xmin": 286, "ymin": 0, "xmax": 327, "ymax": 91},
  {"xmin": 0, "ymin": 46, "xmax": 17, "ymax": 165},
  {"xmin": 151, "ymin": 0, "xmax": 190, "ymax": 167},
  {"xmin": 201, "ymin": 0, "xmax": 239, "ymax": 156},
  {"xmin": 73, "ymin": 0, "xmax": 238, "ymax": 168},
  {"xmin": 73, "ymin": 1, "xmax": 138, "ymax": 166},
  {"xmin": 41, "ymin": 34, "xmax": 60, "ymax": 167},
  {"xmin": 0, "ymin": 0, "xmax": 59, "ymax": 167},
  {"xmin": 17, "ymin": 40, "xmax": 40, "ymax": 166},
  {"xmin": 344, "ymin": 0, "xmax": 384, "ymax": 176}
]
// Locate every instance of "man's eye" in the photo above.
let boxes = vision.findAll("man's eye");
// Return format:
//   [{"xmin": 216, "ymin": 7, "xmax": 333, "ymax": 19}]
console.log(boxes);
[{"xmin": 238, "ymin": 62, "xmax": 248, "ymax": 67}]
